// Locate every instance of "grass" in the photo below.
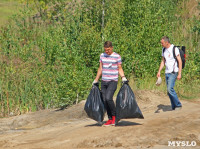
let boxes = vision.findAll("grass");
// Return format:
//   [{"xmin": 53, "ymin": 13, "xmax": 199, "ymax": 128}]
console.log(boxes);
[
  {"xmin": 114, "ymin": 75, "xmax": 167, "ymax": 98},
  {"xmin": 0, "ymin": 0, "xmax": 21, "ymax": 27},
  {"xmin": 114, "ymin": 74, "xmax": 200, "ymax": 101},
  {"xmin": 133, "ymin": 77, "xmax": 200, "ymax": 100}
]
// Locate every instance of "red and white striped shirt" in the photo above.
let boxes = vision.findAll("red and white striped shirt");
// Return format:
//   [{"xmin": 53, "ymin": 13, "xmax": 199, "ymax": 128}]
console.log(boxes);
[{"xmin": 99, "ymin": 52, "xmax": 122, "ymax": 81}]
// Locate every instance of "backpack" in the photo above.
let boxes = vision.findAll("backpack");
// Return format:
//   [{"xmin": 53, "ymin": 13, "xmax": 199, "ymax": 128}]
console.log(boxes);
[{"xmin": 163, "ymin": 46, "xmax": 186, "ymax": 69}]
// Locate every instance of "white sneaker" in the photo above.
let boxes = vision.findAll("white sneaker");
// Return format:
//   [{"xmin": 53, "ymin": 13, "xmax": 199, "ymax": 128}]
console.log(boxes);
[{"xmin": 175, "ymin": 107, "xmax": 182, "ymax": 111}]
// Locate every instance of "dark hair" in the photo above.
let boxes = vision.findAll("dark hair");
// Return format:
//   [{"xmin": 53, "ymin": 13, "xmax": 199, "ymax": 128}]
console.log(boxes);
[
  {"xmin": 104, "ymin": 41, "xmax": 112, "ymax": 48},
  {"xmin": 161, "ymin": 36, "xmax": 170, "ymax": 43}
]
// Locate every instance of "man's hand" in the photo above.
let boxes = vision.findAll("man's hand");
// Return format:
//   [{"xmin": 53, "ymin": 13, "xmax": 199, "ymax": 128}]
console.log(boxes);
[
  {"xmin": 92, "ymin": 80, "xmax": 98, "ymax": 85},
  {"xmin": 176, "ymin": 54, "xmax": 182, "ymax": 81},
  {"xmin": 122, "ymin": 77, "xmax": 127, "ymax": 82},
  {"xmin": 157, "ymin": 72, "xmax": 161, "ymax": 78},
  {"xmin": 177, "ymin": 73, "xmax": 181, "ymax": 80},
  {"xmin": 157, "ymin": 57, "xmax": 165, "ymax": 78}
]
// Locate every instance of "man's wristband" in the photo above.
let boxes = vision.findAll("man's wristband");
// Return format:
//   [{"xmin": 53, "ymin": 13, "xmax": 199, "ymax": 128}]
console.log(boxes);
[{"xmin": 121, "ymin": 76, "xmax": 125, "ymax": 78}]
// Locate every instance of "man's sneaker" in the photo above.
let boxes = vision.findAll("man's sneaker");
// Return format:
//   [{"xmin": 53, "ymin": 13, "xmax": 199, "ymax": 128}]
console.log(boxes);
[
  {"xmin": 175, "ymin": 107, "xmax": 182, "ymax": 111},
  {"xmin": 103, "ymin": 119, "xmax": 112, "ymax": 126},
  {"xmin": 111, "ymin": 116, "xmax": 116, "ymax": 126}
]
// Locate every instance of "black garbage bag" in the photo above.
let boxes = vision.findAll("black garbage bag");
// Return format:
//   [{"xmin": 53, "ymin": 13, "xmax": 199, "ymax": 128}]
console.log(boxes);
[
  {"xmin": 116, "ymin": 81, "xmax": 144, "ymax": 123},
  {"xmin": 84, "ymin": 83, "xmax": 106, "ymax": 123}
]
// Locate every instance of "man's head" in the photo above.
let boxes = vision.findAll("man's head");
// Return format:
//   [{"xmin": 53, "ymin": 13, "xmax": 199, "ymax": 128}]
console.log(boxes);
[
  {"xmin": 104, "ymin": 41, "xmax": 113, "ymax": 55},
  {"xmin": 161, "ymin": 36, "xmax": 171, "ymax": 48}
]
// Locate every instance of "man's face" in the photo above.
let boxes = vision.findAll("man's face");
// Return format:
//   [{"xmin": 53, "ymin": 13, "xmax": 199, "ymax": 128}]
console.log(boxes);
[
  {"xmin": 104, "ymin": 47, "xmax": 113, "ymax": 55},
  {"xmin": 160, "ymin": 39, "xmax": 168, "ymax": 48}
]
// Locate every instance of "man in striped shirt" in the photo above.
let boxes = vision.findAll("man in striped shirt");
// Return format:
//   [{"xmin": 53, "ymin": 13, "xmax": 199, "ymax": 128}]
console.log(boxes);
[{"xmin": 93, "ymin": 41, "xmax": 127, "ymax": 126}]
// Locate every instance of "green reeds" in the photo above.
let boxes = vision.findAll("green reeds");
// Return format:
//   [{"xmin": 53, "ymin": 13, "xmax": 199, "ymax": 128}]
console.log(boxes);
[{"xmin": 0, "ymin": 0, "xmax": 199, "ymax": 117}]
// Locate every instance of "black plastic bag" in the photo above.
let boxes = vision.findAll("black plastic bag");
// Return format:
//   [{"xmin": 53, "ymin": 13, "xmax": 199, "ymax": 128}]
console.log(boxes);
[
  {"xmin": 116, "ymin": 82, "xmax": 144, "ymax": 123},
  {"xmin": 84, "ymin": 84, "xmax": 106, "ymax": 123}
]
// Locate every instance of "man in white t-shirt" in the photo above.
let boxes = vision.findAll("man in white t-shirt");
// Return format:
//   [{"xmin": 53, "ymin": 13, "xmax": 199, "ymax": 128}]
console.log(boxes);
[{"xmin": 157, "ymin": 36, "xmax": 182, "ymax": 110}]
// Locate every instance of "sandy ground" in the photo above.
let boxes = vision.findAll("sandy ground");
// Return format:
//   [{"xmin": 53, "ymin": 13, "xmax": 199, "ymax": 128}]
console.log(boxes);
[{"xmin": 0, "ymin": 90, "xmax": 200, "ymax": 149}]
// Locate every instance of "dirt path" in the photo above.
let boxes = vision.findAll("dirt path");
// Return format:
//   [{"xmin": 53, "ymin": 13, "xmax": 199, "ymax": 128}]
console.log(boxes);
[{"xmin": 0, "ymin": 90, "xmax": 200, "ymax": 149}]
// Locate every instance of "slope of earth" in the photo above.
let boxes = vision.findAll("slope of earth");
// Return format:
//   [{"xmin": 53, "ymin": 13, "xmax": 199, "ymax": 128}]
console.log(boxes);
[{"xmin": 0, "ymin": 90, "xmax": 200, "ymax": 149}]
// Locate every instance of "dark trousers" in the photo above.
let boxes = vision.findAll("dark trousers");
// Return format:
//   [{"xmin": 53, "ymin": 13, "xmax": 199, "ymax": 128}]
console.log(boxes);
[{"xmin": 101, "ymin": 80, "xmax": 117, "ymax": 120}]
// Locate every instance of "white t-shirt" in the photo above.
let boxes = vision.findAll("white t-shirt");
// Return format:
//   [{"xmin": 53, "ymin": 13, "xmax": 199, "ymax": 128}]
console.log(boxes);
[{"xmin": 162, "ymin": 44, "xmax": 180, "ymax": 73}]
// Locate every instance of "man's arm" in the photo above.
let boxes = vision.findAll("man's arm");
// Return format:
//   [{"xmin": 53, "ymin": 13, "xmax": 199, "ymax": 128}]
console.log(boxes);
[
  {"xmin": 176, "ymin": 55, "xmax": 182, "ymax": 80},
  {"xmin": 157, "ymin": 57, "xmax": 165, "ymax": 77},
  {"xmin": 118, "ymin": 64, "xmax": 125, "ymax": 78},
  {"xmin": 94, "ymin": 62, "xmax": 102, "ymax": 82}
]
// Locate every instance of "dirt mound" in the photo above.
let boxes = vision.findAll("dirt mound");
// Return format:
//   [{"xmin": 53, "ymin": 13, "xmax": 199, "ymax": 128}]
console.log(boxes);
[
  {"xmin": 0, "ymin": 90, "xmax": 200, "ymax": 149},
  {"xmin": 0, "ymin": 100, "xmax": 87, "ymax": 132},
  {"xmin": 0, "ymin": 90, "xmax": 166, "ymax": 132}
]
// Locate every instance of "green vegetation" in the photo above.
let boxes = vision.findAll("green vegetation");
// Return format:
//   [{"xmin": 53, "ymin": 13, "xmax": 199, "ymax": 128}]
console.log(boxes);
[
  {"xmin": 0, "ymin": 0, "xmax": 199, "ymax": 117},
  {"xmin": 0, "ymin": 0, "xmax": 21, "ymax": 26}
]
